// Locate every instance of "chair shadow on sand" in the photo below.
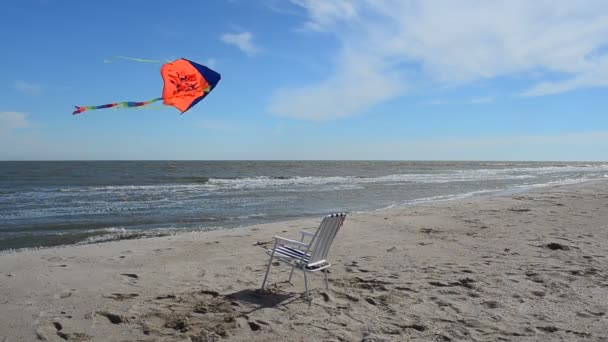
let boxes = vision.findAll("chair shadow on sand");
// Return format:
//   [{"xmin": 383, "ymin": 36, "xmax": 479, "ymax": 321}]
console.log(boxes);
[{"xmin": 225, "ymin": 285, "xmax": 300, "ymax": 314}]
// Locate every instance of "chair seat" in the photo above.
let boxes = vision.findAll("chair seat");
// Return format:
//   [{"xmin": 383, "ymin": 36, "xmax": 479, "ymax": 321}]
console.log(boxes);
[
  {"xmin": 266, "ymin": 246, "xmax": 331, "ymax": 271},
  {"xmin": 267, "ymin": 245, "xmax": 311, "ymax": 263}
]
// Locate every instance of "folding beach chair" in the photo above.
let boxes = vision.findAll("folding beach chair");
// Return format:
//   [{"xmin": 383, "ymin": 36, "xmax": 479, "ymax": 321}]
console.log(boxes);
[{"xmin": 260, "ymin": 213, "xmax": 347, "ymax": 302}]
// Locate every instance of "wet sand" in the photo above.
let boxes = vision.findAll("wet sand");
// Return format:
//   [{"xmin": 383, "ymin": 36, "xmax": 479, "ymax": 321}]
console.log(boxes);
[{"xmin": 1, "ymin": 180, "xmax": 607, "ymax": 341}]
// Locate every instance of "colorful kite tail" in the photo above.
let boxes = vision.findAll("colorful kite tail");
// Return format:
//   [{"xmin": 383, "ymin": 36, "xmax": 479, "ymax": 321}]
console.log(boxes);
[{"xmin": 72, "ymin": 98, "xmax": 163, "ymax": 115}]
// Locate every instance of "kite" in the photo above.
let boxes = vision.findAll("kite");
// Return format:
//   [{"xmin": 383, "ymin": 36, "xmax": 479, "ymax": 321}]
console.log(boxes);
[{"xmin": 73, "ymin": 58, "xmax": 221, "ymax": 115}]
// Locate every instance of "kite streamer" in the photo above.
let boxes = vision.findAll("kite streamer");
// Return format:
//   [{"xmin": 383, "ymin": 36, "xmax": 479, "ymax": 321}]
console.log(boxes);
[
  {"xmin": 103, "ymin": 56, "xmax": 170, "ymax": 64},
  {"xmin": 73, "ymin": 58, "xmax": 221, "ymax": 115},
  {"xmin": 73, "ymin": 98, "xmax": 163, "ymax": 115}
]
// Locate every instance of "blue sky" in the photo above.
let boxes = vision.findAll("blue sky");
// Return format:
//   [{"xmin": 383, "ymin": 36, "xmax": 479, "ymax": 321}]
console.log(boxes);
[{"xmin": 1, "ymin": 0, "xmax": 607, "ymax": 161}]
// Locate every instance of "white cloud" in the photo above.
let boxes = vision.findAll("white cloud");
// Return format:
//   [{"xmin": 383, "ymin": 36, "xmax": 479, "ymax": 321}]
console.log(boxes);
[
  {"xmin": 0, "ymin": 111, "xmax": 30, "ymax": 134},
  {"xmin": 290, "ymin": 0, "xmax": 358, "ymax": 32},
  {"xmin": 14, "ymin": 81, "xmax": 43, "ymax": 94},
  {"xmin": 262, "ymin": 0, "xmax": 304, "ymax": 16},
  {"xmin": 268, "ymin": 50, "xmax": 405, "ymax": 121},
  {"xmin": 522, "ymin": 58, "xmax": 608, "ymax": 96},
  {"xmin": 221, "ymin": 31, "xmax": 260, "ymax": 56},
  {"xmin": 268, "ymin": 0, "xmax": 608, "ymax": 120}
]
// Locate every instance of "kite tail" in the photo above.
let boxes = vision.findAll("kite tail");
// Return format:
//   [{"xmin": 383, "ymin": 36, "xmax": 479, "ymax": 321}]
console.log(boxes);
[
  {"xmin": 73, "ymin": 97, "xmax": 163, "ymax": 115},
  {"xmin": 103, "ymin": 56, "xmax": 171, "ymax": 64}
]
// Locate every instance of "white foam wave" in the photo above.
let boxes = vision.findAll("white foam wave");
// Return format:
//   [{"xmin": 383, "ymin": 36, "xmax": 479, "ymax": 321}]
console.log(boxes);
[
  {"xmin": 227, "ymin": 213, "xmax": 267, "ymax": 220},
  {"xmin": 9, "ymin": 164, "xmax": 608, "ymax": 197},
  {"xmin": 206, "ymin": 173, "xmax": 532, "ymax": 190},
  {"xmin": 78, "ymin": 227, "xmax": 176, "ymax": 245},
  {"xmin": 365, "ymin": 176, "xmax": 602, "ymax": 214},
  {"xmin": 204, "ymin": 164, "xmax": 608, "ymax": 190},
  {"xmin": 408, "ymin": 189, "xmax": 499, "ymax": 205}
]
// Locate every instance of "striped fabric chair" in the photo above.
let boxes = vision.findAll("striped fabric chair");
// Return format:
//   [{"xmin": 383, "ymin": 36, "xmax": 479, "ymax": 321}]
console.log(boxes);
[{"xmin": 261, "ymin": 213, "xmax": 347, "ymax": 302}]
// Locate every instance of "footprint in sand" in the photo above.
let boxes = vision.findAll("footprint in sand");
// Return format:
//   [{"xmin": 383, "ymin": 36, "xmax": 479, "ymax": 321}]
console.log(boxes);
[
  {"xmin": 54, "ymin": 290, "xmax": 75, "ymax": 299},
  {"xmin": 120, "ymin": 273, "xmax": 140, "ymax": 285},
  {"xmin": 35, "ymin": 321, "xmax": 91, "ymax": 341},
  {"xmin": 103, "ymin": 293, "xmax": 140, "ymax": 301},
  {"xmin": 428, "ymin": 278, "xmax": 477, "ymax": 290},
  {"xmin": 121, "ymin": 273, "xmax": 139, "ymax": 279},
  {"xmin": 334, "ymin": 277, "xmax": 391, "ymax": 292},
  {"xmin": 576, "ymin": 309, "xmax": 605, "ymax": 318},
  {"xmin": 153, "ymin": 248, "xmax": 174, "ymax": 253},
  {"xmin": 481, "ymin": 300, "xmax": 500, "ymax": 309},
  {"xmin": 45, "ymin": 256, "xmax": 65, "ymax": 262},
  {"xmin": 97, "ymin": 311, "xmax": 129, "ymax": 324}
]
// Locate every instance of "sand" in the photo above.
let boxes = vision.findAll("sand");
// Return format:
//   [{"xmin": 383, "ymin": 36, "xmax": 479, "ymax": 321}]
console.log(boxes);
[{"xmin": 1, "ymin": 180, "xmax": 607, "ymax": 341}]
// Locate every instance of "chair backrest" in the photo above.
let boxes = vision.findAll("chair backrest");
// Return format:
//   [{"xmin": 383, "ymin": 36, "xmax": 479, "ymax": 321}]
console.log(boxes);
[{"xmin": 305, "ymin": 213, "xmax": 347, "ymax": 266}]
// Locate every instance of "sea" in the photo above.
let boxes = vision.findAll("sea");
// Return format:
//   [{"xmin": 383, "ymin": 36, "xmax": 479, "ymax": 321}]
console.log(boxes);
[{"xmin": 1, "ymin": 161, "xmax": 607, "ymax": 252}]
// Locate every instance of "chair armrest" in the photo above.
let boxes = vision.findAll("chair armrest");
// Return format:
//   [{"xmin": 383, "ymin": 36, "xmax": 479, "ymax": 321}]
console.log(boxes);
[
  {"xmin": 300, "ymin": 230, "xmax": 315, "ymax": 238},
  {"xmin": 273, "ymin": 236, "xmax": 310, "ymax": 248}
]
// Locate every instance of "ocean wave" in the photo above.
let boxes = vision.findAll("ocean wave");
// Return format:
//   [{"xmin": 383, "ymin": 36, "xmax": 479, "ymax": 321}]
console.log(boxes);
[
  {"xmin": 176, "ymin": 176, "xmax": 209, "ymax": 184},
  {"xmin": 365, "ymin": 177, "xmax": 600, "ymax": 213},
  {"xmin": 78, "ymin": 227, "xmax": 175, "ymax": 245},
  {"xmin": 226, "ymin": 213, "xmax": 267, "ymax": 220},
  {"xmin": 6, "ymin": 164, "xmax": 607, "ymax": 198},
  {"xmin": 406, "ymin": 189, "xmax": 500, "ymax": 205},
  {"xmin": 203, "ymin": 164, "xmax": 608, "ymax": 190},
  {"xmin": 490, "ymin": 164, "xmax": 608, "ymax": 174},
  {"xmin": 205, "ymin": 172, "xmax": 533, "ymax": 189}
]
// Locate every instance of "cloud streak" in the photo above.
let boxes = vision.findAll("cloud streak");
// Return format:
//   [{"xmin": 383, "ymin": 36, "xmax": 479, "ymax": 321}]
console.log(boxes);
[
  {"xmin": 221, "ymin": 31, "xmax": 260, "ymax": 56},
  {"xmin": 14, "ymin": 81, "xmax": 44, "ymax": 94},
  {"xmin": 268, "ymin": 0, "xmax": 608, "ymax": 121},
  {"xmin": 0, "ymin": 111, "xmax": 30, "ymax": 134},
  {"xmin": 268, "ymin": 51, "xmax": 405, "ymax": 121}
]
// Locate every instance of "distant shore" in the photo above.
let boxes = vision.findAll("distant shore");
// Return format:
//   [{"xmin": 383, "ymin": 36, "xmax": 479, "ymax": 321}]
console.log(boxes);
[{"xmin": 1, "ymin": 179, "xmax": 607, "ymax": 341}]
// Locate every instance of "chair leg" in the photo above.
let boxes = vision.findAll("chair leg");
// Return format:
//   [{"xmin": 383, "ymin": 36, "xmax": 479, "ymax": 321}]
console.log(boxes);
[
  {"xmin": 261, "ymin": 254, "xmax": 274, "ymax": 290},
  {"xmin": 303, "ymin": 270, "xmax": 310, "ymax": 304},
  {"xmin": 288, "ymin": 265, "xmax": 296, "ymax": 283},
  {"xmin": 324, "ymin": 269, "xmax": 329, "ymax": 290},
  {"xmin": 261, "ymin": 241, "xmax": 278, "ymax": 290}
]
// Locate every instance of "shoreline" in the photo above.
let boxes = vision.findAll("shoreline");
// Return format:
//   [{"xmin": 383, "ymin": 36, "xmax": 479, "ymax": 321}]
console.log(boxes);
[
  {"xmin": 2, "ymin": 176, "xmax": 604, "ymax": 255},
  {"xmin": 1, "ymin": 179, "xmax": 607, "ymax": 341}
]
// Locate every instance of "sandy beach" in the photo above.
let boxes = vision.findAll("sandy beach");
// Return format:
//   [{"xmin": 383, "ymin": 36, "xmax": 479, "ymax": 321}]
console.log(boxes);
[{"xmin": 1, "ymin": 179, "xmax": 607, "ymax": 341}]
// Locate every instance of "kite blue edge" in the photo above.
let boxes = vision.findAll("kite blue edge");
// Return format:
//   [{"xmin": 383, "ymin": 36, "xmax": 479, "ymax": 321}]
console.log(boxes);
[{"xmin": 182, "ymin": 58, "xmax": 222, "ymax": 113}]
